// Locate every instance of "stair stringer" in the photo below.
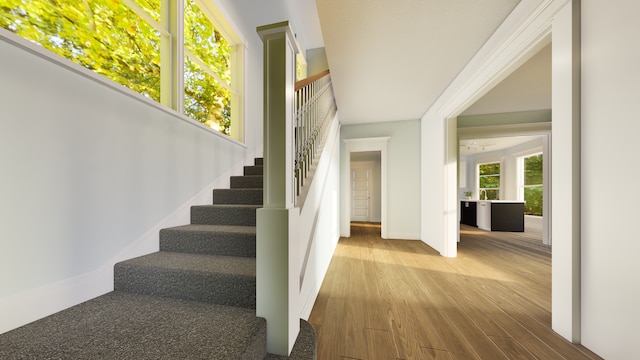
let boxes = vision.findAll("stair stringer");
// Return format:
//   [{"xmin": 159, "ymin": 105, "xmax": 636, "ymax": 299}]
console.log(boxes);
[{"xmin": 297, "ymin": 111, "xmax": 342, "ymax": 320}]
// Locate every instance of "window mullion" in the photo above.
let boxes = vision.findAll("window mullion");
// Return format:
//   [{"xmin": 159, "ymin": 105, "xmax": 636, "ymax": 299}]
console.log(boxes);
[
  {"xmin": 229, "ymin": 44, "xmax": 243, "ymax": 141},
  {"xmin": 184, "ymin": 48, "xmax": 234, "ymax": 94},
  {"xmin": 121, "ymin": 0, "xmax": 169, "ymax": 36},
  {"xmin": 162, "ymin": 0, "xmax": 184, "ymax": 113},
  {"xmin": 192, "ymin": 0, "xmax": 233, "ymax": 44}
]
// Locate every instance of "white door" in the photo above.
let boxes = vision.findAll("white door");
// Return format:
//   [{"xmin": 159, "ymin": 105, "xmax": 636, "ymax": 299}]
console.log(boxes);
[{"xmin": 351, "ymin": 164, "xmax": 372, "ymax": 222}]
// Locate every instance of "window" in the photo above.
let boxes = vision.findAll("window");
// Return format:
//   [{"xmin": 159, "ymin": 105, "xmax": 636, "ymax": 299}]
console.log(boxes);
[
  {"xmin": 479, "ymin": 162, "xmax": 500, "ymax": 200},
  {"xmin": 184, "ymin": 0, "xmax": 232, "ymax": 134},
  {"xmin": 1, "ymin": 0, "xmax": 162, "ymax": 101},
  {"xmin": 521, "ymin": 153, "xmax": 543, "ymax": 216},
  {"xmin": 1, "ymin": 0, "xmax": 243, "ymax": 139}
]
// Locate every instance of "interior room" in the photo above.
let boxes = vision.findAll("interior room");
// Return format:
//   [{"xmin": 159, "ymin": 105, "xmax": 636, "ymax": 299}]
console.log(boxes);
[{"xmin": 456, "ymin": 42, "xmax": 551, "ymax": 245}]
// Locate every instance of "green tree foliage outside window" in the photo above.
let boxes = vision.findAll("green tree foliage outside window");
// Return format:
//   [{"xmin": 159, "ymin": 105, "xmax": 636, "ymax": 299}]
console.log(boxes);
[
  {"xmin": 1, "ymin": 0, "xmax": 162, "ymax": 102},
  {"xmin": 524, "ymin": 154, "xmax": 543, "ymax": 216},
  {"xmin": 184, "ymin": 0, "xmax": 231, "ymax": 134},
  {"xmin": 1, "ymin": 0, "xmax": 233, "ymax": 135},
  {"xmin": 479, "ymin": 162, "xmax": 500, "ymax": 200}
]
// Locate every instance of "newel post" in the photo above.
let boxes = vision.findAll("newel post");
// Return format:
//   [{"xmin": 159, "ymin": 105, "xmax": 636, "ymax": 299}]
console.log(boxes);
[{"xmin": 256, "ymin": 21, "xmax": 300, "ymax": 356}]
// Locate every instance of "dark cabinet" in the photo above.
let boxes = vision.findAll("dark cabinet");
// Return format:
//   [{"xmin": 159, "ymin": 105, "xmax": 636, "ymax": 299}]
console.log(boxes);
[
  {"xmin": 491, "ymin": 202, "xmax": 525, "ymax": 232},
  {"xmin": 460, "ymin": 201, "xmax": 477, "ymax": 227}
]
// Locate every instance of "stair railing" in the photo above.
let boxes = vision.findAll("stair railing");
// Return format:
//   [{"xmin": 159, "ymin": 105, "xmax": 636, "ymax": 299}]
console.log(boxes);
[{"xmin": 294, "ymin": 70, "xmax": 336, "ymax": 205}]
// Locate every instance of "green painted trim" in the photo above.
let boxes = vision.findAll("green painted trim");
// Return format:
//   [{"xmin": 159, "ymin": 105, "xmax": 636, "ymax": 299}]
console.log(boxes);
[
  {"xmin": 256, "ymin": 21, "xmax": 290, "ymax": 33},
  {"xmin": 457, "ymin": 109, "xmax": 551, "ymax": 128},
  {"xmin": 256, "ymin": 21, "xmax": 300, "ymax": 54}
]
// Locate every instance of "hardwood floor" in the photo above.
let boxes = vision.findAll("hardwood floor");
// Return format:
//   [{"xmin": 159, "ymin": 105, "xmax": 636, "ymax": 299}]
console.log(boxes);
[{"xmin": 308, "ymin": 222, "xmax": 601, "ymax": 360}]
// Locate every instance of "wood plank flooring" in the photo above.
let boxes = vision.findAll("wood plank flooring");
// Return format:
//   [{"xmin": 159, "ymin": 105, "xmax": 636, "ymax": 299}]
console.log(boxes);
[{"xmin": 308, "ymin": 222, "xmax": 601, "ymax": 360}]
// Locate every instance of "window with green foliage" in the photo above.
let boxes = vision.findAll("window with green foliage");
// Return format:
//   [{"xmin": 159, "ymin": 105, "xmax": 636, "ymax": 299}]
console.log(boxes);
[
  {"xmin": 479, "ymin": 162, "xmax": 500, "ymax": 200},
  {"xmin": 0, "ymin": 0, "xmax": 162, "ymax": 101},
  {"xmin": 0, "ymin": 0, "xmax": 240, "ymax": 138},
  {"xmin": 522, "ymin": 154, "xmax": 543, "ymax": 216},
  {"xmin": 184, "ymin": 0, "xmax": 231, "ymax": 134}
]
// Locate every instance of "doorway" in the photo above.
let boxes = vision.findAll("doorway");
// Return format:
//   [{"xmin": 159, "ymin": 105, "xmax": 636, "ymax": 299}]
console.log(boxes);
[
  {"xmin": 434, "ymin": 2, "xmax": 580, "ymax": 341},
  {"xmin": 458, "ymin": 131, "xmax": 551, "ymax": 246},
  {"xmin": 350, "ymin": 152, "xmax": 381, "ymax": 223},
  {"xmin": 341, "ymin": 137, "xmax": 389, "ymax": 238}
]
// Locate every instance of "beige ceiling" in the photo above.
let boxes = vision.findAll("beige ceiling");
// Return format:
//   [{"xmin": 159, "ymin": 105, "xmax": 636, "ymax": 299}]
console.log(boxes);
[
  {"xmin": 459, "ymin": 135, "xmax": 543, "ymax": 156},
  {"xmin": 457, "ymin": 42, "xmax": 551, "ymax": 155},
  {"xmin": 461, "ymin": 43, "xmax": 551, "ymax": 116},
  {"xmin": 315, "ymin": 0, "xmax": 522, "ymax": 125}
]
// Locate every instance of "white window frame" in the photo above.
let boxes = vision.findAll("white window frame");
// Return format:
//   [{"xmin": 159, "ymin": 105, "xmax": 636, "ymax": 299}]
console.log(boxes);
[
  {"xmin": 517, "ymin": 152, "xmax": 544, "ymax": 213},
  {"xmin": 171, "ymin": 0, "xmax": 246, "ymax": 141},
  {"xmin": 190, "ymin": 0, "xmax": 246, "ymax": 141}
]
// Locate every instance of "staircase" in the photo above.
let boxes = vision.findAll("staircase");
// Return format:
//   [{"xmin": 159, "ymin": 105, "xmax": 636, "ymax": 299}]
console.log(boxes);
[{"xmin": 0, "ymin": 158, "xmax": 316, "ymax": 359}]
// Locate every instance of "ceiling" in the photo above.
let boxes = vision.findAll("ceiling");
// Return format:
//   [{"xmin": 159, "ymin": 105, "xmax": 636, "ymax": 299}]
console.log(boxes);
[
  {"xmin": 314, "ymin": 0, "xmax": 522, "ymax": 125},
  {"xmin": 461, "ymin": 43, "xmax": 551, "ymax": 116},
  {"xmin": 459, "ymin": 135, "xmax": 542, "ymax": 156},
  {"xmin": 295, "ymin": 0, "xmax": 552, "ymax": 153},
  {"xmin": 459, "ymin": 43, "xmax": 551, "ymax": 156}
]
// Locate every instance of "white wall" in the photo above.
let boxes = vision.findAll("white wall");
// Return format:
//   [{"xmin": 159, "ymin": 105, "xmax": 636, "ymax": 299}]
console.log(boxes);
[
  {"xmin": 307, "ymin": 47, "xmax": 329, "ymax": 75},
  {"xmin": 341, "ymin": 120, "xmax": 421, "ymax": 240},
  {"xmin": 581, "ymin": 1, "xmax": 640, "ymax": 358}
]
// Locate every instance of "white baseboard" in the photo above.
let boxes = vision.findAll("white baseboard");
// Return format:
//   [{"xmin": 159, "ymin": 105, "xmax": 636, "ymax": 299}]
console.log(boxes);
[
  {"xmin": 0, "ymin": 263, "xmax": 113, "ymax": 335},
  {"xmin": 0, "ymin": 153, "xmax": 259, "ymax": 335},
  {"xmin": 299, "ymin": 278, "xmax": 321, "ymax": 321}
]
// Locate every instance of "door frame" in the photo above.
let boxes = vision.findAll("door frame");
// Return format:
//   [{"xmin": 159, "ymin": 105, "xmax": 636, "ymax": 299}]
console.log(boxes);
[
  {"xmin": 342, "ymin": 137, "xmax": 389, "ymax": 238},
  {"xmin": 432, "ymin": 0, "xmax": 580, "ymax": 342}
]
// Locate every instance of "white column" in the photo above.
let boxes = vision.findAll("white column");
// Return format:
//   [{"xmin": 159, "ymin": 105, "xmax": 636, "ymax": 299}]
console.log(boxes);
[
  {"xmin": 445, "ymin": 117, "xmax": 460, "ymax": 249},
  {"xmin": 421, "ymin": 111, "xmax": 455, "ymax": 257},
  {"xmin": 542, "ymin": 134, "xmax": 551, "ymax": 246},
  {"xmin": 551, "ymin": 0, "xmax": 581, "ymax": 342},
  {"xmin": 256, "ymin": 21, "xmax": 300, "ymax": 356}
]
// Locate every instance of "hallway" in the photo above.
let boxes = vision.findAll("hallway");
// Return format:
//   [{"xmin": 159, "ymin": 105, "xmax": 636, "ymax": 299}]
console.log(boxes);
[{"xmin": 308, "ymin": 223, "xmax": 600, "ymax": 359}]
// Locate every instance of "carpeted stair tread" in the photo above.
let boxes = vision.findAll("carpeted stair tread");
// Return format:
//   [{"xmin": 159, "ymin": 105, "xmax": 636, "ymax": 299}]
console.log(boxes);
[
  {"xmin": 191, "ymin": 204, "xmax": 260, "ymax": 226},
  {"xmin": 0, "ymin": 291, "xmax": 266, "ymax": 360},
  {"xmin": 116, "ymin": 251, "xmax": 256, "ymax": 276},
  {"xmin": 114, "ymin": 252, "xmax": 256, "ymax": 308},
  {"xmin": 230, "ymin": 175, "xmax": 263, "ymax": 189},
  {"xmin": 160, "ymin": 224, "xmax": 256, "ymax": 257},
  {"xmin": 213, "ymin": 188, "xmax": 263, "ymax": 205},
  {"xmin": 244, "ymin": 165, "xmax": 263, "ymax": 176},
  {"xmin": 162, "ymin": 223, "xmax": 257, "ymax": 235}
]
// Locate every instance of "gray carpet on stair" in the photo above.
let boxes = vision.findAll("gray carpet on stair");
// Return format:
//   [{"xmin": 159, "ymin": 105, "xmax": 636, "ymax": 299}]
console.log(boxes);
[
  {"xmin": 115, "ymin": 251, "xmax": 256, "ymax": 308},
  {"xmin": 160, "ymin": 224, "xmax": 256, "ymax": 257},
  {"xmin": 191, "ymin": 204, "xmax": 259, "ymax": 226},
  {"xmin": 230, "ymin": 175, "xmax": 263, "ymax": 189},
  {"xmin": 0, "ymin": 291, "xmax": 266, "ymax": 360},
  {"xmin": 213, "ymin": 188, "xmax": 263, "ymax": 205},
  {"xmin": 244, "ymin": 165, "xmax": 263, "ymax": 176}
]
